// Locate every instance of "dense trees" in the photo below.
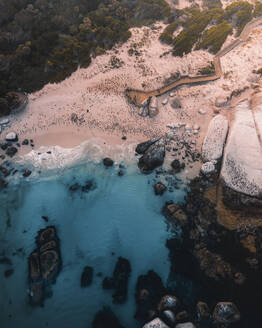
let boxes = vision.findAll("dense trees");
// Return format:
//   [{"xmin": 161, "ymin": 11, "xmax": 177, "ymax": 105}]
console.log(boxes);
[{"xmin": 0, "ymin": 0, "xmax": 171, "ymax": 116}]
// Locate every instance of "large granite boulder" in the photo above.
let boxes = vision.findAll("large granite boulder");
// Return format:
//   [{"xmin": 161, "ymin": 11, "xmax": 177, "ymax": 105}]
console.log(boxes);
[
  {"xmin": 149, "ymin": 96, "xmax": 159, "ymax": 118},
  {"xmin": 136, "ymin": 137, "xmax": 160, "ymax": 155},
  {"xmin": 5, "ymin": 132, "xmax": 17, "ymax": 141},
  {"xmin": 202, "ymin": 115, "xmax": 228, "ymax": 163},
  {"xmin": 213, "ymin": 302, "xmax": 240, "ymax": 324},
  {"xmin": 221, "ymin": 99, "xmax": 262, "ymax": 208},
  {"xmin": 138, "ymin": 138, "xmax": 165, "ymax": 173},
  {"xmin": 143, "ymin": 318, "xmax": 169, "ymax": 328}
]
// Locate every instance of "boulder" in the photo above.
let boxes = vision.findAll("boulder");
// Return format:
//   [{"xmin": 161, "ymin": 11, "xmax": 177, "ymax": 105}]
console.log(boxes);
[
  {"xmin": 202, "ymin": 115, "xmax": 228, "ymax": 163},
  {"xmin": 175, "ymin": 311, "xmax": 190, "ymax": 324},
  {"xmin": 6, "ymin": 146, "xmax": 17, "ymax": 157},
  {"xmin": 136, "ymin": 137, "xmax": 160, "ymax": 155},
  {"xmin": 5, "ymin": 132, "xmax": 17, "ymax": 141},
  {"xmin": 162, "ymin": 310, "xmax": 176, "ymax": 326},
  {"xmin": 158, "ymin": 295, "xmax": 180, "ymax": 312},
  {"xmin": 171, "ymin": 160, "xmax": 185, "ymax": 173},
  {"xmin": 200, "ymin": 161, "xmax": 216, "ymax": 175},
  {"xmin": 149, "ymin": 96, "xmax": 159, "ymax": 118},
  {"xmin": 92, "ymin": 307, "xmax": 124, "ymax": 328},
  {"xmin": 22, "ymin": 139, "xmax": 29, "ymax": 145},
  {"xmin": 213, "ymin": 302, "xmax": 240, "ymax": 324},
  {"xmin": 215, "ymin": 96, "xmax": 229, "ymax": 107},
  {"xmin": 196, "ymin": 301, "xmax": 210, "ymax": 322},
  {"xmin": 103, "ymin": 157, "xmax": 114, "ymax": 167},
  {"xmin": 0, "ymin": 118, "xmax": 9, "ymax": 125},
  {"xmin": 138, "ymin": 138, "xmax": 165, "ymax": 173},
  {"xmin": 154, "ymin": 182, "xmax": 167, "ymax": 196},
  {"xmin": 171, "ymin": 98, "xmax": 182, "ymax": 109},
  {"xmin": 163, "ymin": 202, "xmax": 188, "ymax": 229},
  {"xmin": 162, "ymin": 98, "xmax": 168, "ymax": 105},
  {"xmin": 143, "ymin": 318, "xmax": 169, "ymax": 328},
  {"xmin": 175, "ymin": 323, "xmax": 195, "ymax": 328},
  {"xmin": 23, "ymin": 169, "xmax": 31, "ymax": 177},
  {"xmin": 221, "ymin": 99, "xmax": 262, "ymax": 208},
  {"xmin": 112, "ymin": 257, "xmax": 131, "ymax": 304},
  {"xmin": 81, "ymin": 266, "xmax": 93, "ymax": 287}
]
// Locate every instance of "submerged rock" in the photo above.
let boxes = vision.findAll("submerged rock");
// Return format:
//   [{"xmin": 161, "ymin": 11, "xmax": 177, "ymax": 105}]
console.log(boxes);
[
  {"xmin": 112, "ymin": 257, "xmax": 131, "ymax": 304},
  {"xmin": 213, "ymin": 302, "xmax": 240, "ymax": 324},
  {"xmin": 138, "ymin": 138, "xmax": 165, "ymax": 173},
  {"xmin": 6, "ymin": 146, "xmax": 17, "ymax": 157},
  {"xmin": 92, "ymin": 307, "xmax": 124, "ymax": 328},
  {"xmin": 81, "ymin": 266, "xmax": 93, "ymax": 287},
  {"xmin": 154, "ymin": 182, "xmax": 167, "ymax": 196},
  {"xmin": 28, "ymin": 226, "xmax": 62, "ymax": 306}
]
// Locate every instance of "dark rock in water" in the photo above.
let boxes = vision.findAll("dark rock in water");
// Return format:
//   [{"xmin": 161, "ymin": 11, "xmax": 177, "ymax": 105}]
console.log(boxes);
[
  {"xmin": 81, "ymin": 180, "xmax": 96, "ymax": 192},
  {"xmin": 6, "ymin": 146, "xmax": 17, "ymax": 157},
  {"xmin": 196, "ymin": 301, "xmax": 210, "ymax": 324},
  {"xmin": 171, "ymin": 159, "xmax": 185, "ymax": 173},
  {"xmin": 102, "ymin": 277, "xmax": 115, "ymax": 290},
  {"xmin": 118, "ymin": 170, "xmax": 124, "ymax": 177},
  {"xmin": 112, "ymin": 257, "xmax": 131, "ymax": 304},
  {"xmin": 0, "ymin": 178, "xmax": 8, "ymax": 188},
  {"xmin": 0, "ymin": 143, "xmax": 8, "ymax": 151},
  {"xmin": 69, "ymin": 183, "xmax": 80, "ymax": 191},
  {"xmin": 92, "ymin": 307, "xmax": 124, "ymax": 328},
  {"xmin": 28, "ymin": 226, "xmax": 61, "ymax": 306},
  {"xmin": 154, "ymin": 182, "xmax": 167, "ymax": 196},
  {"xmin": 103, "ymin": 157, "xmax": 114, "ymax": 167},
  {"xmin": 135, "ymin": 137, "xmax": 160, "ymax": 155},
  {"xmin": 0, "ymin": 165, "xmax": 10, "ymax": 177},
  {"xmin": 176, "ymin": 311, "xmax": 190, "ymax": 324},
  {"xmin": 23, "ymin": 169, "xmax": 31, "ymax": 177},
  {"xmin": 4, "ymin": 269, "xmax": 14, "ymax": 278},
  {"xmin": 213, "ymin": 302, "xmax": 240, "ymax": 324},
  {"xmin": 135, "ymin": 270, "xmax": 166, "ymax": 322},
  {"xmin": 41, "ymin": 216, "xmax": 49, "ymax": 222},
  {"xmin": 22, "ymin": 139, "xmax": 29, "ymax": 145},
  {"xmin": 81, "ymin": 266, "xmax": 93, "ymax": 287},
  {"xmin": 162, "ymin": 201, "xmax": 188, "ymax": 230},
  {"xmin": 0, "ymin": 257, "xmax": 12, "ymax": 265},
  {"xmin": 138, "ymin": 138, "xmax": 165, "ymax": 174}
]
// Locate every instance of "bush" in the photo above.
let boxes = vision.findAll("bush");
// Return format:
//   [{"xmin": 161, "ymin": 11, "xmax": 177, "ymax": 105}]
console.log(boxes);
[
  {"xmin": 196, "ymin": 21, "xmax": 233, "ymax": 54},
  {"xmin": 159, "ymin": 21, "xmax": 179, "ymax": 44}
]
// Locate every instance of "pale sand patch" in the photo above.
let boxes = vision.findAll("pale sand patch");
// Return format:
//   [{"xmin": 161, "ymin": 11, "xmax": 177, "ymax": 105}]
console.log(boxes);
[{"xmin": 2, "ymin": 19, "xmax": 261, "ymax": 168}]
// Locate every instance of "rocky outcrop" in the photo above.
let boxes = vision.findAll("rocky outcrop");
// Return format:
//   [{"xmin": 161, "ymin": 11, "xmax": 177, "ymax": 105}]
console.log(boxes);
[
  {"xmin": 92, "ymin": 307, "xmax": 124, "ymax": 328},
  {"xmin": 135, "ymin": 137, "xmax": 160, "ymax": 155},
  {"xmin": 202, "ymin": 114, "xmax": 228, "ymax": 163},
  {"xmin": 81, "ymin": 266, "xmax": 93, "ymax": 287},
  {"xmin": 142, "ymin": 318, "xmax": 169, "ymax": 328},
  {"xmin": 154, "ymin": 182, "xmax": 167, "ymax": 196},
  {"xmin": 221, "ymin": 99, "xmax": 262, "ymax": 209},
  {"xmin": 213, "ymin": 302, "xmax": 240, "ymax": 324},
  {"xmin": 102, "ymin": 257, "xmax": 131, "ymax": 304},
  {"xmin": 138, "ymin": 138, "xmax": 165, "ymax": 173},
  {"xmin": 5, "ymin": 132, "xmax": 17, "ymax": 141},
  {"xmin": 149, "ymin": 96, "xmax": 159, "ymax": 118},
  {"xmin": 28, "ymin": 226, "xmax": 61, "ymax": 306}
]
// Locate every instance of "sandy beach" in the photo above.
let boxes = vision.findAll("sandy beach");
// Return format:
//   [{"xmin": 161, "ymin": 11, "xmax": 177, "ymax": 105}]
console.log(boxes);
[{"xmin": 2, "ymin": 15, "xmax": 262, "ymax": 164}]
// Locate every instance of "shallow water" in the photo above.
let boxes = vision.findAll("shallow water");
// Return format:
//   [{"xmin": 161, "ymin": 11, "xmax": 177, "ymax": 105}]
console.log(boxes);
[{"xmin": 0, "ymin": 161, "xmax": 186, "ymax": 328}]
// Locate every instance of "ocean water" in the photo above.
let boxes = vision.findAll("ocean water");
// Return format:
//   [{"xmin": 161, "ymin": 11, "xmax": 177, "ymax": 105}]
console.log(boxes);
[{"xmin": 0, "ymin": 152, "xmax": 186, "ymax": 328}]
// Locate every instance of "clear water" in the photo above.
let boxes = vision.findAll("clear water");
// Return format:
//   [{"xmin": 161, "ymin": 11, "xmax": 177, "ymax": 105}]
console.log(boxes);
[{"xmin": 0, "ymin": 161, "xmax": 185, "ymax": 328}]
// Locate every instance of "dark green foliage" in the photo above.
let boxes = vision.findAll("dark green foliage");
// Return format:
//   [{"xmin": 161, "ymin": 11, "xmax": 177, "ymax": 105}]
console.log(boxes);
[
  {"xmin": 159, "ymin": 21, "xmax": 179, "ymax": 44},
  {"xmin": 224, "ymin": 1, "xmax": 253, "ymax": 35},
  {"xmin": 257, "ymin": 68, "xmax": 262, "ymax": 76},
  {"xmin": 254, "ymin": 1, "xmax": 262, "ymax": 17},
  {"xmin": 196, "ymin": 21, "xmax": 233, "ymax": 54},
  {"xmin": 198, "ymin": 62, "xmax": 215, "ymax": 75},
  {"xmin": 0, "ymin": 0, "xmax": 171, "ymax": 116},
  {"xmin": 173, "ymin": 9, "xmax": 221, "ymax": 56}
]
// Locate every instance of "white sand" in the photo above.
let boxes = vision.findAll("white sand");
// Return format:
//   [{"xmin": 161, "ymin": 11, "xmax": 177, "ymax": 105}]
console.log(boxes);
[{"xmin": 2, "ymin": 15, "xmax": 262, "ymax": 164}]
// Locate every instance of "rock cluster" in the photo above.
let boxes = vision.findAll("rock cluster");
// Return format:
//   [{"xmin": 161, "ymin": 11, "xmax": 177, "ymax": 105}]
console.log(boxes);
[
  {"xmin": 102, "ymin": 257, "xmax": 131, "ymax": 304},
  {"xmin": 28, "ymin": 226, "xmax": 62, "ymax": 306}
]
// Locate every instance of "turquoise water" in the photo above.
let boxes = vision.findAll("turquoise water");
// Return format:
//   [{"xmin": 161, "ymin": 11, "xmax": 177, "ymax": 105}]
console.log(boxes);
[{"xmin": 0, "ymin": 161, "xmax": 185, "ymax": 328}]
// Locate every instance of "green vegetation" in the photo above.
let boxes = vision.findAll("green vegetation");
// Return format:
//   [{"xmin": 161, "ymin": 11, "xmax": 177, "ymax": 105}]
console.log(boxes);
[
  {"xmin": 0, "ymin": 0, "xmax": 171, "ymax": 116},
  {"xmin": 203, "ymin": 0, "xmax": 222, "ymax": 9},
  {"xmin": 254, "ymin": 1, "xmax": 262, "ymax": 17},
  {"xmin": 173, "ymin": 8, "xmax": 223, "ymax": 56},
  {"xmin": 196, "ymin": 21, "xmax": 233, "ymax": 54},
  {"xmin": 159, "ymin": 21, "xmax": 179, "ymax": 44},
  {"xmin": 198, "ymin": 62, "xmax": 215, "ymax": 75},
  {"xmin": 257, "ymin": 68, "xmax": 262, "ymax": 76}
]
